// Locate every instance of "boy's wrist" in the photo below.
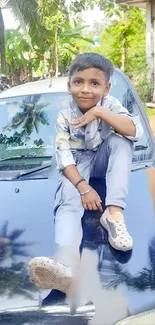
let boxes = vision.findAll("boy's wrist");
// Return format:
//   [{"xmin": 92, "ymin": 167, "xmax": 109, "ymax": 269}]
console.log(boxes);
[
  {"xmin": 76, "ymin": 181, "xmax": 90, "ymax": 192},
  {"xmin": 94, "ymin": 106, "xmax": 104, "ymax": 118}
]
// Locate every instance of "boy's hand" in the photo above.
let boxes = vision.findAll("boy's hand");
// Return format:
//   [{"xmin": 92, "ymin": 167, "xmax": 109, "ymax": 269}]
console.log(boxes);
[
  {"xmin": 81, "ymin": 188, "xmax": 103, "ymax": 212},
  {"xmin": 72, "ymin": 106, "xmax": 100, "ymax": 128}
]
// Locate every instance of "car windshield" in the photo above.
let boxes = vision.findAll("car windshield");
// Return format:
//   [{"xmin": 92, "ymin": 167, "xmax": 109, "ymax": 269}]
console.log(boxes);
[{"xmin": 0, "ymin": 92, "xmax": 68, "ymax": 171}]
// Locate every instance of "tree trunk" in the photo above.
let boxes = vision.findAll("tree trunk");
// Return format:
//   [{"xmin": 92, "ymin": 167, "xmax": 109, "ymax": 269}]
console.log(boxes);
[
  {"xmin": 120, "ymin": 37, "xmax": 126, "ymax": 71},
  {"xmin": 0, "ymin": 8, "xmax": 6, "ymax": 74},
  {"xmin": 55, "ymin": 28, "xmax": 58, "ymax": 77}
]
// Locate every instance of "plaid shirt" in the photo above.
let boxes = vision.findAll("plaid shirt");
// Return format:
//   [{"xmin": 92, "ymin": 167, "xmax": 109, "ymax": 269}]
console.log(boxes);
[{"xmin": 55, "ymin": 95, "xmax": 143, "ymax": 170}]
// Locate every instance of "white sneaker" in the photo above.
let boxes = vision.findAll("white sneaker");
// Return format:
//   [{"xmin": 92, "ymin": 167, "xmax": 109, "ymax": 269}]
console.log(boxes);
[
  {"xmin": 100, "ymin": 210, "xmax": 133, "ymax": 252},
  {"xmin": 28, "ymin": 256, "xmax": 72, "ymax": 293}
]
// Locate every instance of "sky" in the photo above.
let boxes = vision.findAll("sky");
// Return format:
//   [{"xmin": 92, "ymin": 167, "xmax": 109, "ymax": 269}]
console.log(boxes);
[
  {"xmin": 2, "ymin": 7, "xmax": 104, "ymax": 30},
  {"xmin": 2, "ymin": 9, "xmax": 18, "ymax": 29}
]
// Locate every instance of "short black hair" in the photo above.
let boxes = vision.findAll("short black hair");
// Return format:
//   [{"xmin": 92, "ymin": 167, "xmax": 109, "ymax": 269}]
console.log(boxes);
[{"xmin": 69, "ymin": 53, "xmax": 114, "ymax": 82}]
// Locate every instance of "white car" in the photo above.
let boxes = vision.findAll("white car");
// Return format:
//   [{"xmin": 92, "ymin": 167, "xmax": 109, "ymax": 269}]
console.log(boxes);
[{"xmin": 0, "ymin": 69, "xmax": 155, "ymax": 325}]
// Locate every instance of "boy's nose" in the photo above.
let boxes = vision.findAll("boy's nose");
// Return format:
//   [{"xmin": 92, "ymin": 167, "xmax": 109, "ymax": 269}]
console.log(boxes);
[{"xmin": 81, "ymin": 83, "xmax": 90, "ymax": 93}]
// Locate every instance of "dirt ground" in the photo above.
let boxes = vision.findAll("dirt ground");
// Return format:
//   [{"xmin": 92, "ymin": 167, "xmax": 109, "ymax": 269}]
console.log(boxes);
[{"xmin": 148, "ymin": 116, "xmax": 155, "ymax": 136}]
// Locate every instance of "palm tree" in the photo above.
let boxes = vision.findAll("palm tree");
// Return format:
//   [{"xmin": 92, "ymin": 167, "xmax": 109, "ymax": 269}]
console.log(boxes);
[
  {"xmin": 97, "ymin": 236, "xmax": 155, "ymax": 292},
  {"xmin": 4, "ymin": 0, "xmax": 48, "ymax": 48},
  {"xmin": 0, "ymin": 220, "xmax": 35, "ymax": 262},
  {"xmin": 4, "ymin": 94, "xmax": 50, "ymax": 135},
  {"xmin": 0, "ymin": 221, "xmax": 38, "ymax": 298},
  {"xmin": 0, "ymin": 262, "xmax": 38, "ymax": 298},
  {"xmin": 0, "ymin": 0, "xmax": 47, "ymax": 75}
]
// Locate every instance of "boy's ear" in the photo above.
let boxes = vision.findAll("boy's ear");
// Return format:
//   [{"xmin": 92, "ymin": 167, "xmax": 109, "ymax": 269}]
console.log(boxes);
[
  {"xmin": 103, "ymin": 82, "xmax": 111, "ymax": 96},
  {"xmin": 67, "ymin": 81, "xmax": 71, "ymax": 94}
]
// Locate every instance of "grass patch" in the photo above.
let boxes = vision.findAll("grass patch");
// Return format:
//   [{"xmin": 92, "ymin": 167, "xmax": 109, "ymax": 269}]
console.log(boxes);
[{"xmin": 145, "ymin": 107, "xmax": 155, "ymax": 117}]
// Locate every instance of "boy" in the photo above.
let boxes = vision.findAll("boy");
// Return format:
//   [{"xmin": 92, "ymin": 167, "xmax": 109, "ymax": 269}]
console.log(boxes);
[{"xmin": 29, "ymin": 53, "xmax": 143, "ymax": 294}]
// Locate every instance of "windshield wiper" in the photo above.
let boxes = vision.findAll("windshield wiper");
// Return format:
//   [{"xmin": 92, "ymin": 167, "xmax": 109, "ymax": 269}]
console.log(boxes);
[
  {"xmin": 0, "ymin": 155, "xmax": 53, "ymax": 180},
  {"xmin": 14, "ymin": 163, "xmax": 52, "ymax": 180},
  {"xmin": 0, "ymin": 155, "xmax": 52, "ymax": 162}
]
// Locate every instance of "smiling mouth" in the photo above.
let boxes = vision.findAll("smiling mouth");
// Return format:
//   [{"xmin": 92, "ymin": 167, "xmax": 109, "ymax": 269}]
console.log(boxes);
[{"xmin": 79, "ymin": 97, "xmax": 92, "ymax": 101}]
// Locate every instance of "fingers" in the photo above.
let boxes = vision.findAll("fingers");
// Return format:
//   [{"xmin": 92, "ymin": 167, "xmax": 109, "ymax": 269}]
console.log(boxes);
[
  {"xmin": 74, "ymin": 122, "xmax": 86, "ymax": 129},
  {"xmin": 91, "ymin": 202, "xmax": 98, "ymax": 211},
  {"xmin": 82, "ymin": 201, "xmax": 94, "ymax": 211},
  {"xmin": 98, "ymin": 204, "xmax": 103, "ymax": 213},
  {"xmin": 83, "ymin": 202, "xmax": 88, "ymax": 210},
  {"xmin": 82, "ymin": 200, "xmax": 103, "ymax": 212},
  {"xmin": 87, "ymin": 202, "xmax": 93, "ymax": 210},
  {"xmin": 96, "ymin": 199, "xmax": 103, "ymax": 212},
  {"xmin": 72, "ymin": 117, "xmax": 85, "ymax": 125},
  {"xmin": 72, "ymin": 118, "xmax": 87, "ymax": 129}
]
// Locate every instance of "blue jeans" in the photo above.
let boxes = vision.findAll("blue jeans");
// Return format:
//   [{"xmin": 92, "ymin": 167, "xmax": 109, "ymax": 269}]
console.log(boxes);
[{"xmin": 54, "ymin": 133, "xmax": 133, "ymax": 247}]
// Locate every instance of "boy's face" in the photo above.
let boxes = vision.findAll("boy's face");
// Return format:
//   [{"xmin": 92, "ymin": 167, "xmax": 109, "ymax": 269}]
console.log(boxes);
[{"xmin": 68, "ymin": 68, "xmax": 111, "ymax": 111}]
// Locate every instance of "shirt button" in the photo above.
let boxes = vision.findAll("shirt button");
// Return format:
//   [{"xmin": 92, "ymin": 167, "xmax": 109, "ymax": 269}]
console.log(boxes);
[{"xmin": 86, "ymin": 131, "xmax": 90, "ymax": 134}]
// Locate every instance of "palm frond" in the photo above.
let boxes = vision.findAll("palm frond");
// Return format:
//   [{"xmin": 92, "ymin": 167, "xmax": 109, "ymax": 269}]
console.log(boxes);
[
  {"xmin": 33, "ymin": 120, "xmax": 40, "ymax": 133},
  {"xmin": 62, "ymin": 46, "xmax": 77, "ymax": 55},
  {"xmin": 148, "ymin": 236, "xmax": 155, "ymax": 270},
  {"xmin": 31, "ymin": 94, "xmax": 41, "ymax": 105},
  {"xmin": 0, "ymin": 220, "xmax": 8, "ymax": 237},
  {"xmin": 3, "ymin": 112, "xmax": 26, "ymax": 131},
  {"xmin": 132, "ymin": 267, "xmax": 155, "ymax": 291},
  {"xmin": 9, "ymin": 229, "xmax": 25, "ymax": 241},
  {"xmin": 12, "ymin": 242, "xmax": 35, "ymax": 247},
  {"xmin": 35, "ymin": 102, "xmax": 50, "ymax": 112},
  {"xmin": 9, "ymin": 262, "xmax": 25, "ymax": 271},
  {"xmin": 4, "ymin": 0, "xmax": 47, "ymax": 49},
  {"xmin": 0, "ymin": 265, "xmax": 37, "ymax": 298},
  {"xmin": 23, "ymin": 116, "xmax": 34, "ymax": 135},
  {"xmin": 39, "ymin": 111, "xmax": 50, "ymax": 125},
  {"xmin": 80, "ymin": 37, "xmax": 94, "ymax": 44},
  {"xmin": 11, "ymin": 248, "xmax": 29, "ymax": 257},
  {"xmin": 4, "ymin": 0, "xmax": 33, "ymax": 50}
]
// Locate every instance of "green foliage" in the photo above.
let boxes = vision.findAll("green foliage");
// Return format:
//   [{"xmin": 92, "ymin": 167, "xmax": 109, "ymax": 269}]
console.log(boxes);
[
  {"xmin": 134, "ymin": 74, "xmax": 154, "ymax": 103},
  {"xmin": 3, "ymin": 0, "xmax": 152, "ymax": 102},
  {"xmin": 94, "ymin": 7, "xmax": 146, "ymax": 69},
  {"xmin": 38, "ymin": 0, "xmax": 94, "ymax": 75},
  {"xmin": 146, "ymin": 107, "xmax": 155, "ymax": 117},
  {"xmin": 4, "ymin": 0, "xmax": 48, "ymax": 51},
  {"xmin": 5, "ymin": 29, "xmax": 31, "ymax": 82}
]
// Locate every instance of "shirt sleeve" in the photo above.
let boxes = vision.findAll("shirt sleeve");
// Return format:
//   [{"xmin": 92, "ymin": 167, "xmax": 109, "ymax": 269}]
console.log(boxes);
[
  {"xmin": 55, "ymin": 111, "xmax": 75, "ymax": 170},
  {"xmin": 106, "ymin": 96, "xmax": 143, "ymax": 142}
]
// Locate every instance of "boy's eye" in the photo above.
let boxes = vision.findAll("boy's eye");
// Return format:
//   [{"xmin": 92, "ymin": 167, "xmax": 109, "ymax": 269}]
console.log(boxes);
[
  {"xmin": 92, "ymin": 81, "xmax": 99, "ymax": 86},
  {"xmin": 74, "ymin": 80, "xmax": 81, "ymax": 84}
]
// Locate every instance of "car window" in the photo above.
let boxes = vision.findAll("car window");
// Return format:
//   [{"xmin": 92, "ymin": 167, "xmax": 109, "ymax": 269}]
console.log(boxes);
[{"xmin": 110, "ymin": 71, "xmax": 154, "ymax": 166}]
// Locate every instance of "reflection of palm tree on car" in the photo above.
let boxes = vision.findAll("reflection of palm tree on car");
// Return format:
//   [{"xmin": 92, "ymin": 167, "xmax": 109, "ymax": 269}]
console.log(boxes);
[
  {"xmin": 4, "ymin": 94, "xmax": 50, "ymax": 135},
  {"xmin": 0, "ymin": 221, "xmax": 37, "ymax": 298},
  {"xmin": 98, "ymin": 236, "xmax": 155, "ymax": 292},
  {"xmin": 0, "ymin": 221, "xmax": 34, "ymax": 262},
  {"xmin": 82, "ymin": 178, "xmax": 155, "ymax": 293}
]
